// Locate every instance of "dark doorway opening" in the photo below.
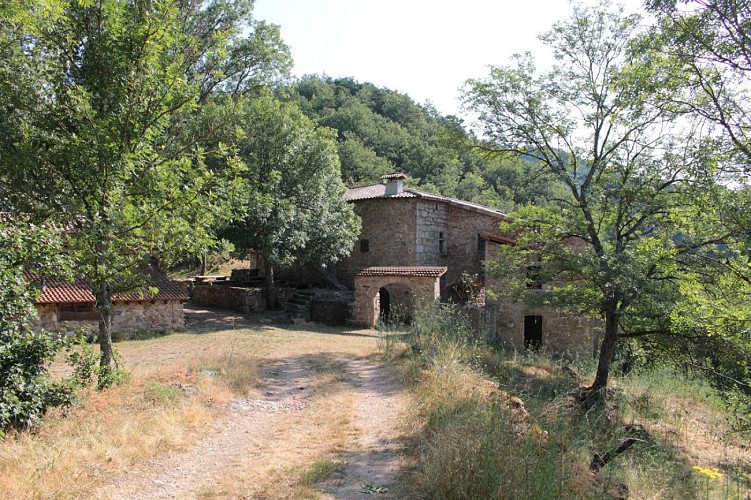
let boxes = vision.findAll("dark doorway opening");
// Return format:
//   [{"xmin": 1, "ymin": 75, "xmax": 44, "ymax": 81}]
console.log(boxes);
[
  {"xmin": 379, "ymin": 287, "xmax": 391, "ymax": 321},
  {"xmin": 524, "ymin": 315, "xmax": 543, "ymax": 349}
]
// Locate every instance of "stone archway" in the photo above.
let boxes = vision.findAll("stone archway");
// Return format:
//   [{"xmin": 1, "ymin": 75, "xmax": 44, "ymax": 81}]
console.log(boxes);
[
  {"xmin": 352, "ymin": 267, "xmax": 447, "ymax": 328},
  {"xmin": 378, "ymin": 282, "xmax": 415, "ymax": 324}
]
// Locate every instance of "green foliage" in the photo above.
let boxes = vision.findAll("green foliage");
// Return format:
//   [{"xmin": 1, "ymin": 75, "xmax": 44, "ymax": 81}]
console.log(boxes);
[
  {"xmin": 300, "ymin": 459, "xmax": 344, "ymax": 485},
  {"xmin": 0, "ymin": 218, "xmax": 76, "ymax": 436},
  {"xmin": 404, "ymin": 303, "xmax": 747, "ymax": 498},
  {"xmin": 292, "ymin": 75, "xmax": 566, "ymax": 209},
  {"xmin": 410, "ymin": 302, "xmax": 478, "ymax": 361},
  {"xmin": 0, "ymin": 0, "xmax": 290, "ymax": 383},
  {"xmin": 640, "ymin": 0, "xmax": 751, "ymax": 424},
  {"xmin": 64, "ymin": 334, "xmax": 98, "ymax": 388},
  {"xmin": 223, "ymin": 92, "xmax": 360, "ymax": 269},
  {"xmin": 464, "ymin": 2, "xmax": 745, "ymax": 395},
  {"xmin": 646, "ymin": 0, "xmax": 751, "ymax": 167},
  {"xmin": 143, "ymin": 381, "xmax": 183, "ymax": 407}
]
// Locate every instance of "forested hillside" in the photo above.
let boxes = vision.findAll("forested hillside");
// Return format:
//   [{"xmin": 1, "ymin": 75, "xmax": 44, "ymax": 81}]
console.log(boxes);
[{"xmin": 289, "ymin": 75, "xmax": 567, "ymax": 211}]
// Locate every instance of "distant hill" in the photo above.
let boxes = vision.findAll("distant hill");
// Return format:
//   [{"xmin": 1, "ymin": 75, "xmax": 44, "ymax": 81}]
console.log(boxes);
[{"xmin": 288, "ymin": 75, "xmax": 567, "ymax": 211}]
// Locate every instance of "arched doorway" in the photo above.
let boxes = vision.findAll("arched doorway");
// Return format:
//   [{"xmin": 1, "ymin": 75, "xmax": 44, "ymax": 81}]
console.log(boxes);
[
  {"xmin": 352, "ymin": 267, "xmax": 447, "ymax": 327},
  {"xmin": 378, "ymin": 287, "xmax": 391, "ymax": 320},
  {"xmin": 378, "ymin": 282, "xmax": 415, "ymax": 324}
]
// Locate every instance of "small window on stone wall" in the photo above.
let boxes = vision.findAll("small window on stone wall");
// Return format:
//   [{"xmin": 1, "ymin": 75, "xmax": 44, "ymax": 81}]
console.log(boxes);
[
  {"xmin": 526, "ymin": 264, "xmax": 543, "ymax": 289},
  {"xmin": 439, "ymin": 232, "xmax": 448, "ymax": 256},
  {"xmin": 360, "ymin": 239, "xmax": 370, "ymax": 252},
  {"xmin": 60, "ymin": 304, "xmax": 99, "ymax": 321},
  {"xmin": 477, "ymin": 234, "xmax": 486, "ymax": 255}
]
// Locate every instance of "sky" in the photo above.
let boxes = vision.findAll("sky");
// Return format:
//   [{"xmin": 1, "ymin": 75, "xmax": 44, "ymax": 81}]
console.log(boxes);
[{"xmin": 253, "ymin": 0, "xmax": 646, "ymax": 117}]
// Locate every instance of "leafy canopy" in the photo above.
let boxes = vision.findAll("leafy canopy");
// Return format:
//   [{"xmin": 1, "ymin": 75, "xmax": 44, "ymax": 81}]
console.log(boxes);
[
  {"xmin": 0, "ymin": 0, "xmax": 290, "ymax": 381},
  {"xmin": 464, "ymin": 2, "xmax": 737, "ymax": 395},
  {"xmin": 223, "ymin": 92, "xmax": 360, "ymax": 268},
  {"xmin": 0, "ymin": 218, "xmax": 75, "ymax": 435}
]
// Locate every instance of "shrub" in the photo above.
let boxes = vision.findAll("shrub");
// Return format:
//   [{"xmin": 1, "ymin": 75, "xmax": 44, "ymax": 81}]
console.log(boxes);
[
  {"xmin": 0, "ymin": 330, "xmax": 76, "ymax": 435},
  {"xmin": 0, "ymin": 219, "xmax": 77, "ymax": 437}
]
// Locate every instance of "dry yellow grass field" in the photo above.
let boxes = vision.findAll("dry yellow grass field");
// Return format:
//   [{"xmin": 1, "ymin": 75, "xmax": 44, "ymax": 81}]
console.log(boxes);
[{"xmin": 0, "ymin": 308, "xmax": 412, "ymax": 499}]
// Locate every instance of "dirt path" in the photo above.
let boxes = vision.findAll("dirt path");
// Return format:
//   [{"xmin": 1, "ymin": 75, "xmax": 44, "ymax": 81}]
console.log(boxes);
[
  {"xmin": 98, "ymin": 307, "xmax": 412, "ymax": 499},
  {"xmin": 319, "ymin": 357, "xmax": 409, "ymax": 499}
]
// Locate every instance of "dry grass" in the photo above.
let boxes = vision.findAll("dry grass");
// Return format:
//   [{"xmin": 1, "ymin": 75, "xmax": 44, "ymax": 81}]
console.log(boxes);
[
  {"xmin": 0, "ymin": 319, "xmax": 381, "ymax": 498},
  {"xmin": 405, "ymin": 333, "xmax": 751, "ymax": 499},
  {"xmin": 197, "ymin": 375, "xmax": 358, "ymax": 498}
]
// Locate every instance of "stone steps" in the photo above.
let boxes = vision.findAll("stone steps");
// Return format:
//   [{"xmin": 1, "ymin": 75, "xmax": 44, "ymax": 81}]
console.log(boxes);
[{"xmin": 282, "ymin": 289, "xmax": 316, "ymax": 321}]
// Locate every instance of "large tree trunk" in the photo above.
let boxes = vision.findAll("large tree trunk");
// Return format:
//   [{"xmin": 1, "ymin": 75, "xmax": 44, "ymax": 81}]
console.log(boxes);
[
  {"xmin": 264, "ymin": 259, "xmax": 277, "ymax": 309},
  {"xmin": 96, "ymin": 280, "xmax": 115, "ymax": 387},
  {"xmin": 589, "ymin": 298, "xmax": 620, "ymax": 395}
]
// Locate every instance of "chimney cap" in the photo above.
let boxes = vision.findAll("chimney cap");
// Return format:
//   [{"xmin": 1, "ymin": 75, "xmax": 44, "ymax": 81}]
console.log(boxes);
[{"xmin": 381, "ymin": 172, "xmax": 408, "ymax": 182}]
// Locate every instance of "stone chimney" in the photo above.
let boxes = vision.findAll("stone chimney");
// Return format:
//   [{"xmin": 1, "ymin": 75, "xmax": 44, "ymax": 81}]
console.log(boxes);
[{"xmin": 381, "ymin": 172, "xmax": 408, "ymax": 196}]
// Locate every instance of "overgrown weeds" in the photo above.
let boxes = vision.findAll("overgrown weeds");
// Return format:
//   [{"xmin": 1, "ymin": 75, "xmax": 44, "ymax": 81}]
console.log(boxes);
[{"xmin": 397, "ymin": 303, "xmax": 751, "ymax": 499}]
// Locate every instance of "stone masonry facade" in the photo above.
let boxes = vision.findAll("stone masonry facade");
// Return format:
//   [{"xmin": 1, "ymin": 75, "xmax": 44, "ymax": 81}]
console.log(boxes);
[
  {"xmin": 352, "ymin": 272, "xmax": 443, "ymax": 327},
  {"xmin": 415, "ymin": 200, "xmax": 448, "ymax": 265},
  {"xmin": 35, "ymin": 301, "xmax": 185, "ymax": 337},
  {"xmin": 335, "ymin": 174, "xmax": 599, "ymax": 354}
]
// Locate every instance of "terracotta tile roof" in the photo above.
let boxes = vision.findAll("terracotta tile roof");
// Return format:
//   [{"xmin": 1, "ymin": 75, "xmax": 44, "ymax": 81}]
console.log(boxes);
[
  {"xmin": 25, "ymin": 273, "xmax": 189, "ymax": 305},
  {"xmin": 28, "ymin": 275, "xmax": 96, "ymax": 305},
  {"xmin": 346, "ymin": 183, "xmax": 509, "ymax": 219},
  {"xmin": 112, "ymin": 276, "xmax": 189, "ymax": 303},
  {"xmin": 347, "ymin": 183, "xmax": 417, "ymax": 201},
  {"xmin": 480, "ymin": 232, "xmax": 517, "ymax": 245},
  {"xmin": 381, "ymin": 172, "xmax": 408, "ymax": 180},
  {"xmin": 352, "ymin": 266, "xmax": 447, "ymax": 277}
]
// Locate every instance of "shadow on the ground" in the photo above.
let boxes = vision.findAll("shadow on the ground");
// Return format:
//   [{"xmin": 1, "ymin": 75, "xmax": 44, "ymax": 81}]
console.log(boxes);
[{"xmin": 182, "ymin": 302, "xmax": 382, "ymax": 339}]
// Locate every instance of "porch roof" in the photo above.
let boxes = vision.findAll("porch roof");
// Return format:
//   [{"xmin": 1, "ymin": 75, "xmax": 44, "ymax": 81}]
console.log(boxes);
[{"xmin": 351, "ymin": 266, "xmax": 447, "ymax": 278}]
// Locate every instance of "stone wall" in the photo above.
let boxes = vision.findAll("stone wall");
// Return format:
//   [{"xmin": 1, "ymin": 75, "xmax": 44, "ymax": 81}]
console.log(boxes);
[
  {"xmin": 415, "ymin": 200, "xmax": 449, "ymax": 266},
  {"xmin": 275, "ymin": 262, "xmax": 337, "ymax": 289},
  {"xmin": 445, "ymin": 205, "xmax": 506, "ymax": 294},
  {"xmin": 192, "ymin": 284, "xmax": 264, "ymax": 313},
  {"xmin": 352, "ymin": 274, "xmax": 441, "ymax": 327},
  {"xmin": 35, "ymin": 301, "xmax": 185, "ymax": 337},
  {"xmin": 482, "ymin": 238, "xmax": 598, "ymax": 355},
  {"xmin": 332, "ymin": 198, "xmax": 418, "ymax": 287},
  {"xmin": 491, "ymin": 298, "xmax": 597, "ymax": 355},
  {"xmin": 111, "ymin": 301, "xmax": 185, "ymax": 337},
  {"xmin": 310, "ymin": 298, "xmax": 352, "ymax": 325}
]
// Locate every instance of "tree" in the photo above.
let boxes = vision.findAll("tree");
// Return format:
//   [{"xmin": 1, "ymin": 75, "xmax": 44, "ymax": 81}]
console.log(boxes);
[
  {"xmin": 637, "ymin": 1, "xmax": 751, "ymax": 417},
  {"xmin": 0, "ymin": 216, "xmax": 75, "ymax": 435},
  {"xmin": 0, "ymin": 0, "xmax": 290, "ymax": 385},
  {"xmin": 645, "ymin": 0, "xmax": 751, "ymax": 166},
  {"xmin": 464, "ymin": 2, "xmax": 732, "ymax": 398},
  {"xmin": 222, "ymin": 93, "xmax": 360, "ymax": 308}
]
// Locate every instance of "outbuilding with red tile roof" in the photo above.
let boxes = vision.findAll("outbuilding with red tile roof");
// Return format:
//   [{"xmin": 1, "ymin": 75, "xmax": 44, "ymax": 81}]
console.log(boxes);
[{"xmin": 28, "ymin": 274, "xmax": 189, "ymax": 336}]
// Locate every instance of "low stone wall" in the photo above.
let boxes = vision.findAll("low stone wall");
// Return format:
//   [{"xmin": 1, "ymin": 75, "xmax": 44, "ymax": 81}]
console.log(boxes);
[
  {"xmin": 111, "ymin": 301, "xmax": 185, "ymax": 338},
  {"xmin": 35, "ymin": 305, "xmax": 98, "ymax": 336},
  {"xmin": 35, "ymin": 301, "xmax": 185, "ymax": 338},
  {"xmin": 230, "ymin": 268, "xmax": 260, "ymax": 283},
  {"xmin": 192, "ymin": 284, "xmax": 264, "ymax": 313},
  {"xmin": 310, "ymin": 297, "xmax": 352, "ymax": 325}
]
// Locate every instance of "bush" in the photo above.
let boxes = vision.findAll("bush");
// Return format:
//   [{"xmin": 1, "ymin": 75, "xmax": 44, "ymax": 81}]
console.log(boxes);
[
  {"xmin": 0, "ymin": 328, "xmax": 78, "ymax": 437},
  {"xmin": 0, "ymin": 219, "xmax": 77, "ymax": 437}
]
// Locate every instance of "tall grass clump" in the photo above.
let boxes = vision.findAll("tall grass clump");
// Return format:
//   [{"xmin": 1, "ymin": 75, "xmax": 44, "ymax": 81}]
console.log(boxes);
[
  {"xmin": 402, "ymin": 302, "xmax": 751, "ymax": 498},
  {"xmin": 406, "ymin": 303, "xmax": 592, "ymax": 499}
]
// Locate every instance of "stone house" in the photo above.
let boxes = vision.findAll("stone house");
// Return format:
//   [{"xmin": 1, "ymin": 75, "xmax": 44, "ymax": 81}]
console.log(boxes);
[
  {"xmin": 332, "ymin": 173, "xmax": 598, "ymax": 354},
  {"xmin": 28, "ymin": 274, "xmax": 189, "ymax": 336}
]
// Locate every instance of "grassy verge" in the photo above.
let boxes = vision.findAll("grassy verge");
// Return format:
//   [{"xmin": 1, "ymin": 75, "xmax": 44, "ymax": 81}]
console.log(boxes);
[
  {"xmin": 0, "ymin": 320, "xmax": 382, "ymax": 497},
  {"xmin": 397, "ymin": 304, "xmax": 751, "ymax": 499},
  {"xmin": 0, "ymin": 362, "xmax": 238, "ymax": 497}
]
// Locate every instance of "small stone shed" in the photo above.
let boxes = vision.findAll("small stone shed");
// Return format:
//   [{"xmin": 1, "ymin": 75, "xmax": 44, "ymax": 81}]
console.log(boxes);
[
  {"xmin": 30, "ymin": 275, "xmax": 189, "ymax": 336},
  {"xmin": 351, "ymin": 266, "xmax": 446, "ymax": 327}
]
